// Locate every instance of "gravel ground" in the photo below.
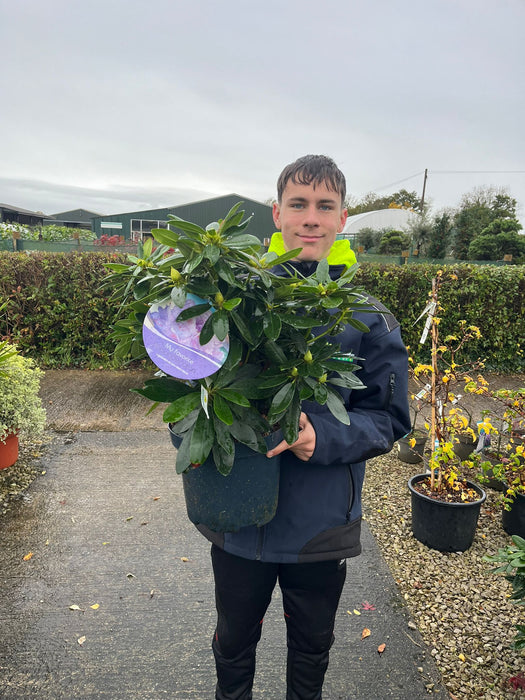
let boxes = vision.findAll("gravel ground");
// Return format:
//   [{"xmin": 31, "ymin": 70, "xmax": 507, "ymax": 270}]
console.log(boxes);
[
  {"xmin": 3, "ymin": 435, "xmax": 525, "ymax": 698},
  {"xmin": 0, "ymin": 435, "xmax": 53, "ymax": 516},
  {"xmin": 363, "ymin": 452, "xmax": 525, "ymax": 699}
]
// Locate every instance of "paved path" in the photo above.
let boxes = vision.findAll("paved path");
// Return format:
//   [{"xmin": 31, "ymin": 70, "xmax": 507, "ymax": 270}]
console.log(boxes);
[{"xmin": 0, "ymin": 371, "xmax": 449, "ymax": 699}]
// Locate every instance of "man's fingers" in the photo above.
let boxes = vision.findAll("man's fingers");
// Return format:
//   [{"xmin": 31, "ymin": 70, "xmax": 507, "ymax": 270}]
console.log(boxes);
[{"xmin": 266, "ymin": 439, "xmax": 290, "ymax": 459}]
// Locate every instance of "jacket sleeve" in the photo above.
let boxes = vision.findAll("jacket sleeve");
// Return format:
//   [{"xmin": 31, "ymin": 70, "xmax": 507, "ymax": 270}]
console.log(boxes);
[{"xmin": 307, "ymin": 323, "xmax": 411, "ymax": 466}]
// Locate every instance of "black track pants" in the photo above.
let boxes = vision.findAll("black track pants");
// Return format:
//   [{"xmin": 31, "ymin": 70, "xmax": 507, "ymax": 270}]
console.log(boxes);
[{"xmin": 211, "ymin": 545, "xmax": 347, "ymax": 700}]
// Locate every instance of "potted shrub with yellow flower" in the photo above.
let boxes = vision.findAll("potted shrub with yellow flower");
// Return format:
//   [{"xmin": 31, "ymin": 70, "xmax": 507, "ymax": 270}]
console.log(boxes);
[
  {"xmin": 406, "ymin": 273, "xmax": 487, "ymax": 551},
  {"xmin": 474, "ymin": 387, "xmax": 525, "ymax": 537}
]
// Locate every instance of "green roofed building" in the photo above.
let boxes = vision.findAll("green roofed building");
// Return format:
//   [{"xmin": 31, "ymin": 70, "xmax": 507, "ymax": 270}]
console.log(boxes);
[{"xmin": 90, "ymin": 194, "xmax": 274, "ymax": 244}]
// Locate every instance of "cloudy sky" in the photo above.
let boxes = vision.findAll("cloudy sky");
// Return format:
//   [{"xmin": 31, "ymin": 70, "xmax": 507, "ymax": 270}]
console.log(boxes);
[{"xmin": 1, "ymin": 0, "xmax": 524, "ymax": 224}]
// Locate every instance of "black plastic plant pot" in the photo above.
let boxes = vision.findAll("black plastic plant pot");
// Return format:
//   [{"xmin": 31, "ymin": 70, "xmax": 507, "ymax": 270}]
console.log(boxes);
[
  {"xmin": 453, "ymin": 434, "xmax": 477, "ymax": 461},
  {"xmin": 169, "ymin": 426, "xmax": 282, "ymax": 533},
  {"xmin": 397, "ymin": 434, "xmax": 427, "ymax": 464},
  {"xmin": 408, "ymin": 474, "xmax": 486, "ymax": 552},
  {"xmin": 502, "ymin": 492, "xmax": 525, "ymax": 539}
]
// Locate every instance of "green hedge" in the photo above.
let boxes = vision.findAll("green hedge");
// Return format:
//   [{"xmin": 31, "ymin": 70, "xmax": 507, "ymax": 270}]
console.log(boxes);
[
  {"xmin": 0, "ymin": 253, "xmax": 524, "ymax": 371},
  {"xmin": 0, "ymin": 252, "xmax": 126, "ymax": 368},
  {"xmin": 356, "ymin": 263, "xmax": 525, "ymax": 371}
]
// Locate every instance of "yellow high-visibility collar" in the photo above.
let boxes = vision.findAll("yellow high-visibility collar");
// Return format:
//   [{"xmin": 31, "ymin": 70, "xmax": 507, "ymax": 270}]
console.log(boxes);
[{"xmin": 267, "ymin": 232, "xmax": 357, "ymax": 269}]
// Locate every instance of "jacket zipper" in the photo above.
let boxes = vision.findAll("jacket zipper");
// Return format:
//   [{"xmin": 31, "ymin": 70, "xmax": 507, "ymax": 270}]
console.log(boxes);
[
  {"xmin": 255, "ymin": 525, "xmax": 265, "ymax": 560},
  {"xmin": 386, "ymin": 372, "xmax": 396, "ymax": 408}
]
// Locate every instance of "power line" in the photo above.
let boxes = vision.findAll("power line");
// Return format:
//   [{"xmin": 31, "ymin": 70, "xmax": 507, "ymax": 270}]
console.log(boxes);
[
  {"xmin": 431, "ymin": 170, "xmax": 525, "ymax": 175},
  {"xmin": 370, "ymin": 171, "xmax": 424, "ymax": 192}
]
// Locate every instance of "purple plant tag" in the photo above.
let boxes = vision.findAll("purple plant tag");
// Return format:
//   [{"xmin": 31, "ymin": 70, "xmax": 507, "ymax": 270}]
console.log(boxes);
[{"xmin": 142, "ymin": 295, "xmax": 229, "ymax": 380}]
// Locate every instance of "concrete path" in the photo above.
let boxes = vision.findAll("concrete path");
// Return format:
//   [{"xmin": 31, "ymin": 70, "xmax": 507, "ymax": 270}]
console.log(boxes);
[{"xmin": 0, "ymin": 371, "xmax": 449, "ymax": 699}]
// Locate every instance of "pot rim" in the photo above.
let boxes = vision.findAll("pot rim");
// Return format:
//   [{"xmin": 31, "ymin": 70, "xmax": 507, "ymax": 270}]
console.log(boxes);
[{"xmin": 408, "ymin": 473, "xmax": 487, "ymax": 507}]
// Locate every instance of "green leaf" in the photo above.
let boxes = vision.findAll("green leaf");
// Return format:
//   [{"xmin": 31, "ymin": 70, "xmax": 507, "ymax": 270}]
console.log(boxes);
[
  {"xmin": 163, "ymin": 392, "xmax": 202, "ymax": 423},
  {"xmin": 281, "ymin": 314, "xmax": 318, "ymax": 329},
  {"xmin": 213, "ymin": 394, "xmax": 234, "ymax": 425},
  {"xmin": 225, "ymin": 234, "xmax": 262, "ymax": 250},
  {"xmin": 231, "ymin": 310, "xmax": 255, "ymax": 345},
  {"xmin": 229, "ymin": 420, "xmax": 259, "ymax": 451},
  {"xmin": 321, "ymin": 296, "xmax": 343, "ymax": 309},
  {"xmin": 133, "ymin": 377, "xmax": 194, "ymax": 403},
  {"xmin": 263, "ymin": 312, "xmax": 282, "ymax": 341},
  {"xmin": 177, "ymin": 302, "xmax": 210, "ymax": 322},
  {"xmin": 187, "ymin": 279, "xmax": 219, "ymax": 297},
  {"xmin": 280, "ymin": 389, "xmax": 301, "ymax": 445},
  {"xmin": 325, "ymin": 388, "xmax": 350, "ymax": 425},
  {"xmin": 170, "ymin": 286, "xmax": 187, "ymax": 307},
  {"xmin": 213, "ymin": 415, "xmax": 236, "ymax": 456},
  {"xmin": 212, "ymin": 310, "xmax": 229, "ymax": 341},
  {"xmin": 212, "ymin": 443, "xmax": 235, "ymax": 475},
  {"xmin": 348, "ymin": 318, "xmax": 370, "ymax": 333},
  {"xmin": 263, "ymin": 340, "xmax": 287, "ymax": 364},
  {"xmin": 262, "ymin": 248, "xmax": 303, "ymax": 267},
  {"xmin": 221, "ymin": 201, "xmax": 243, "ymax": 226},
  {"xmin": 268, "ymin": 382, "xmax": 295, "ymax": 422},
  {"xmin": 222, "ymin": 297, "xmax": 242, "ymax": 311},
  {"xmin": 190, "ymin": 410, "xmax": 215, "ymax": 465},
  {"xmin": 221, "ymin": 336, "xmax": 243, "ymax": 372},
  {"xmin": 152, "ymin": 227, "xmax": 180, "ymax": 247},
  {"xmin": 199, "ymin": 314, "xmax": 215, "ymax": 345},
  {"xmin": 183, "ymin": 252, "xmax": 204, "ymax": 274},
  {"xmin": 313, "ymin": 382, "xmax": 328, "ymax": 404},
  {"xmin": 216, "ymin": 388, "xmax": 251, "ymax": 406},
  {"xmin": 174, "ymin": 430, "xmax": 193, "ymax": 474},
  {"xmin": 316, "ymin": 258, "xmax": 330, "ymax": 284},
  {"xmin": 167, "ymin": 216, "xmax": 207, "ymax": 239},
  {"xmin": 215, "ymin": 258, "xmax": 237, "ymax": 286},
  {"xmin": 204, "ymin": 244, "xmax": 220, "ymax": 265}
]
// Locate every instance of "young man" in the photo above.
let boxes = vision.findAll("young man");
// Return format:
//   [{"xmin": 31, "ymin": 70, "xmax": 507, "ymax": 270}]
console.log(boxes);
[{"xmin": 200, "ymin": 155, "xmax": 411, "ymax": 699}]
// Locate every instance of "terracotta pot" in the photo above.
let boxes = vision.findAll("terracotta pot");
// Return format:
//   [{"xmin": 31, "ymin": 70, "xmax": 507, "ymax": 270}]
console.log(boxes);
[{"xmin": 0, "ymin": 431, "xmax": 19, "ymax": 470}]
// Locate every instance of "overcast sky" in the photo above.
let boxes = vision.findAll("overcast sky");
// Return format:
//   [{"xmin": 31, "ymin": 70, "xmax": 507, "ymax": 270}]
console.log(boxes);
[{"xmin": 1, "ymin": 0, "xmax": 524, "ymax": 225}]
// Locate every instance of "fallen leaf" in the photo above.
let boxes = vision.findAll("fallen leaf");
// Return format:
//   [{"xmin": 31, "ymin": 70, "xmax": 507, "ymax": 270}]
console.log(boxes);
[
  {"xmin": 90, "ymin": 604, "xmax": 99, "ymax": 610},
  {"xmin": 153, "ymin": 496, "xmax": 161, "ymax": 501},
  {"xmin": 361, "ymin": 628, "xmax": 371, "ymax": 640},
  {"xmin": 353, "ymin": 609, "xmax": 361, "ymax": 615},
  {"xmin": 378, "ymin": 643, "xmax": 386, "ymax": 654},
  {"xmin": 180, "ymin": 557, "xmax": 189, "ymax": 562},
  {"xmin": 126, "ymin": 516, "xmax": 134, "ymax": 522},
  {"xmin": 69, "ymin": 604, "xmax": 83, "ymax": 611},
  {"xmin": 77, "ymin": 636, "xmax": 86, "ymax": 646},
  {"xmin": 346, "ymin": 610, "xmax": 352, "ymax": 615},
  {"xmin": 23, "ymin": 552, "xmax": 34, "ymax": 561},
  {"xmin": 127, "ymin": 572, "xmax": 135, "ymax": 579},
  {"xmin": 458, "ymin": 653, "xmax": 466, "ymax": 662},
  {"xmin": 361, "ymin": 601, "xmax": 376, "ymax": 611}
]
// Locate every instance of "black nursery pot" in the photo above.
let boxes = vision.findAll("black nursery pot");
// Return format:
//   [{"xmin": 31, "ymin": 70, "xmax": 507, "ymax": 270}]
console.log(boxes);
[
  {"xmin": 169, "ymin": 426, "xmax": 282, "ymax": 533},
  {"xmin": 502, "ymin": 492, "xmax": 525, "ymax": 539},
  {"xmin": 408, "ymin": 474, "xmax": 486, "ymax": 552}
]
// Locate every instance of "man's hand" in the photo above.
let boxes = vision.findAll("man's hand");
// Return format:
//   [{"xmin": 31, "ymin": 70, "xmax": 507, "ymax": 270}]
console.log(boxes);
[{"xmin": 266, "ymin": 412, "xmax": 316, "ymax": 462}]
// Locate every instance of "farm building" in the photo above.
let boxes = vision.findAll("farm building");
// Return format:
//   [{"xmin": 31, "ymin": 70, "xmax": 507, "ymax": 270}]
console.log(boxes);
[{"xmin": 90, "ymin": 194, "xmax": 274, "ymax": 243}]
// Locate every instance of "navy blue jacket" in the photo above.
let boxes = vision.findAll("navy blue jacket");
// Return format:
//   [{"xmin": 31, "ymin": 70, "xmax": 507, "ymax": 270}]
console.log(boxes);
[{"xmin": 196, "ymin": 261, "xmax": 411, "ymax": 563}]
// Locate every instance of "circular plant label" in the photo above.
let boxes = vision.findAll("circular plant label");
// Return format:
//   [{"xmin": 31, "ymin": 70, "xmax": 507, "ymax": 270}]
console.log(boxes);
[{"xmin": 142, "ymin": 295, "xmax": 229, "ymax": 380}]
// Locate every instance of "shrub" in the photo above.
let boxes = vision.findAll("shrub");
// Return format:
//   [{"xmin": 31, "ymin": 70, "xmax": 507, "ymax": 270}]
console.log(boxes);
[
  {"xmin": 0, "ymin": 252, "xmax": 126, "ymax": 367},
  {"xmin": 0, "ymin": 254, "xmax": 523, "ymax": 371}
]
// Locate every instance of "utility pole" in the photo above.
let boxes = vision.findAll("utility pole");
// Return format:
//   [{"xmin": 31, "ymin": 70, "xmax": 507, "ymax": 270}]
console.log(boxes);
[{"xmin": 419, "ymin": 168, "xmax": 428, "ymax": 212}]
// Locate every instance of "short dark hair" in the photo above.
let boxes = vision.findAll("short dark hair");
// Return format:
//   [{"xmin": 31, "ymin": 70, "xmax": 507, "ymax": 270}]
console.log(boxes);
[{"xmin": 276, "ymin": 154, "xmax": 346, "ymax": 204}]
